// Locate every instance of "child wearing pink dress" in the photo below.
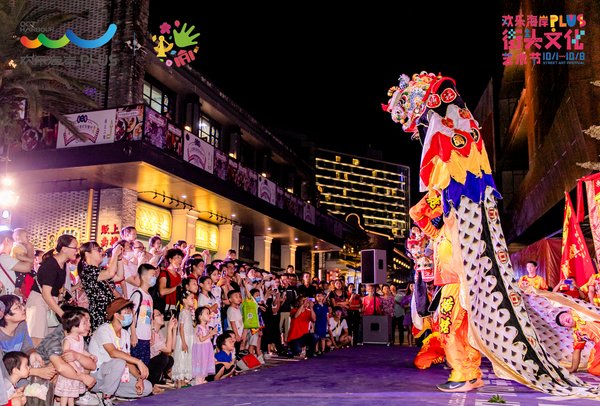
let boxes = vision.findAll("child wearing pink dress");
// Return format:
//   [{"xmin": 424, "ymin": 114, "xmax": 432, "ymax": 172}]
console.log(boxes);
[
  {"xmin": 55, "ymin": 313, "xmax": 96, "ymax": 406},
  {"xmin": 192, "ymin": 306, "xmax": 217, "ymax": 384}
]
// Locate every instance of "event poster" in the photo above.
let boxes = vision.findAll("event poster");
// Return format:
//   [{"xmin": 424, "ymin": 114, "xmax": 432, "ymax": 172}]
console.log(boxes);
[
  {"xmin": 166, "ymin": 123, "xmax": 183, "ymax": 157},
  {"xmin": 143, "ymin": 107, "xmax": 167, "ymax": 149},
  {"xmin": 214, "ymin": 150, "xmax": 228, "ymax": 180},
  {"xmin": 258, "ymin": 176, "xmax": 276, "ymax": 205},
  {"xmin": 115, "ymin": 105, "xmax": 144, "ymax": 141},
  {"xmin": 56, "ymin": 109, "xmax": 116, "ymax": 148},
  {"xmin": 183, "ymin": 130, "xmax": 214, "ymax": 173}
]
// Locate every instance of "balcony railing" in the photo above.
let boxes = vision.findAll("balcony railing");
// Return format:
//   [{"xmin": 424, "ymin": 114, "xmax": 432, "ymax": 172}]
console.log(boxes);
[{"xmin": 15, "ymin": 104, "xmax": 345, "ymax": 239}]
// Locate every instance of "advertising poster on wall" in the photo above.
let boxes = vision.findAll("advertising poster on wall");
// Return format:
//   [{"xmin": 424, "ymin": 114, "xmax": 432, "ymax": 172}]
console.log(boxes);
[
  {"xmin": 183, "ymin": 130, "xmax": 214, "ymax": 173},
  {"xmin": 166, "ymin": 123, "xmax": 183, "ymax": 157},
  {"xmin": 214, "ymin": 150, "xmax": 228, "ymax": 180},
  {"xmin": 303, "ymin": 203, "xmax": 315, "ymax": 224},
  {"xmin": 276, "ymin": 186, "xmax": 285, "ymax": 209},
  {"xmin": 143, "ymin": 107, "xmax": 167, "ymax": 149},
  {"xmin": 258, "ymin": 176, "xmax": 277, "ymax": 205},
  {"xmin": 247, "ymin": 170, "xmax": 258, "ymax": 196},
  {"xmin": 19, "ymin": 114, "xmax": 58, "ymax": 151},
  {"xmin": 115, "ymin": 105, "xmax": 144, "ymax": 141},
  {"xmin": 227, "ymin": 159, "xmax": 238, "ymax": 183},
  {"xmin": 56, "ymin": 109, "xmax": 116, "ymax": 148}
]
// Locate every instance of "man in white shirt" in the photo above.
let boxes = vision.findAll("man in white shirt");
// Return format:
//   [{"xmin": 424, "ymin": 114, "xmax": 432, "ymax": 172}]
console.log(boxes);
[
  {"xmin": 88, "ymin": 298, "xmax": 152, "ymax": 403},
  {"xmin": 0, "ymin": 230, "xmax": 34, "ymax": 294}
]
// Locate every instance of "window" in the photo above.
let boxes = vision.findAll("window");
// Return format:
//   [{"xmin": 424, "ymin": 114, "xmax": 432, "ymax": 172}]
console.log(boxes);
[
  {"xmin": 199, "ymin": 114, "xmax": 221, "ymax": 147},
  {"xmin": 143, "ymin": 80, "xmax": 173, "ymax": 117}
]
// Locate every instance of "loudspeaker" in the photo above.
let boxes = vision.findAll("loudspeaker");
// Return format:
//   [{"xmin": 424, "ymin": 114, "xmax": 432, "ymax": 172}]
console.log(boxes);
[
  {"xmin": 362, "ymin": 315, "xmax": 391, "ymax": 344},
  {"xmin": 361, "ymin": 249, "xmax": 386, "ymax": 284}
]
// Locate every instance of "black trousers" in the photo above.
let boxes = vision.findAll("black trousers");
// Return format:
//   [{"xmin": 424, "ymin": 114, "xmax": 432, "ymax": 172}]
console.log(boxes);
[
  {"xmin": 392, "ymin": 316, "xmax": 405, "ymax": 345},
  {"xmin": 289, "ymin": 333, "xmax": 318, "ymax": 356},
  {"xmin": 148, "ymin": 353, "xmax": 174, "ymax": 386}
]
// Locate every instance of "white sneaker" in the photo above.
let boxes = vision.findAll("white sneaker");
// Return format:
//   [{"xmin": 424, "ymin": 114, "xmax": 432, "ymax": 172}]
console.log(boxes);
[{"xmin": 76, "ymin": 392, "xmax": 100, "ymax": 406}]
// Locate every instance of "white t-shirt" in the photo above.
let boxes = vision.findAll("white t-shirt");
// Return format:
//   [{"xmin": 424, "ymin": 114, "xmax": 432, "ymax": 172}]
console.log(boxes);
[
  {"xmin": 129, "ymin": 289, "xmax": 153, "ymax": 340},
  {"xmin": 89, "ymin": 323, "xmax": 131, "ymax": 369},
  {"xmin": 227, "ymin": 306, "xmax": 243, "ymax": 336},
  {"xmin": 122, "ymin": 252, "xmax": 138, "ymax": 298},
  {"xmin": 0, "ymin": 253, "xmax": 19, "ymax": 293},
  {"xmin": 328, "ymin": 317, "xmax": 348, "ymax": 339}
]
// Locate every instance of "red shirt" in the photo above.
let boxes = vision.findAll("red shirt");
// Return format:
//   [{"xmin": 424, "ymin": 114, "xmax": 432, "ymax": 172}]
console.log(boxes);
[
  {"xmin": 159, "ymin": 269, "xmax": 182, "ymax": 306},
  {"xmin": 362, "ymin": 295, "xmax": 382, "ymax": 316},
  {"xmin": 287, "ymin": 308, "xmax": 312, "ymax": 342}
]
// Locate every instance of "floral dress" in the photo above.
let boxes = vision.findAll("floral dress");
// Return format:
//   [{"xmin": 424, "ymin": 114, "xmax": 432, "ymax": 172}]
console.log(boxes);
[
  {"xmin": 80, "ymin": 264, "xmax": 114, "ymax": 333},
  {"xmin": 381, "ymin": 295, "xmax": 395, "ymax": 318}
]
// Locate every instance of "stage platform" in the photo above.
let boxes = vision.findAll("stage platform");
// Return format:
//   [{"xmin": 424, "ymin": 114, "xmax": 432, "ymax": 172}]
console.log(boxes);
[{"xmin": 129, "ymin": 345, "xmax": 600, "ymax": 405}]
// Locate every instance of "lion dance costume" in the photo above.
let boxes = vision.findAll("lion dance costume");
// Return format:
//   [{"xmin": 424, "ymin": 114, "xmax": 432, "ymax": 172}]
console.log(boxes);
[{"xmin": 383, "ymin": 72, "xmax": 600, "ymax": 397}]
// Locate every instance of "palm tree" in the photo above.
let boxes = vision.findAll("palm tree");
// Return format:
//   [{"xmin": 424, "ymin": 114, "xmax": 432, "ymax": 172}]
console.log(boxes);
[{"xmin": 0, "ymin": 0, "xmax": 98, "ymax": 148}]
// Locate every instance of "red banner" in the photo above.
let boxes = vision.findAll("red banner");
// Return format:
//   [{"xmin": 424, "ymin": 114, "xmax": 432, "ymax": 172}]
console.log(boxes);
[
  {"xmin": 585, "ymin": 178, "xmax": 600, "ymax": 263},
  {"xmin": 560, "ymin": 192, "xmax": 595, "ymax": 286}
]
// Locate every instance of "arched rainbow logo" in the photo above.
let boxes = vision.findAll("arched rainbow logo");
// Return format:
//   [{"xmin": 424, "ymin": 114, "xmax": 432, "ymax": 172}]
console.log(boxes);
[{"xmin": 20, "ymin": 23, "xmax": 117, "ymax": 49}]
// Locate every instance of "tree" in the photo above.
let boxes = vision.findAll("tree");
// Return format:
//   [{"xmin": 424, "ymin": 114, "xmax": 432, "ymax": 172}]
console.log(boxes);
[{"xmin": 0, "ymin": 0, "xmax": 98, "ymax": 148}]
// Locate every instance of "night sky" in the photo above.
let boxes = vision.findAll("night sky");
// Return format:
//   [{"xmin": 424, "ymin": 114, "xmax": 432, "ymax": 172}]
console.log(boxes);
[{"xmin": 150, "ymin": 3, "xmax": 504, "ymax": 197}]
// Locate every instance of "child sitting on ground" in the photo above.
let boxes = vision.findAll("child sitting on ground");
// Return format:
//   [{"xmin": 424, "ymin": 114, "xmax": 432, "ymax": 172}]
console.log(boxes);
[
  {"xmin": 2, "ymin": 351, "xmax": 29, "ymax": 406},
  {"xmin": 209, "ymin": 333, "xmax": 236, "ymax": 381}
]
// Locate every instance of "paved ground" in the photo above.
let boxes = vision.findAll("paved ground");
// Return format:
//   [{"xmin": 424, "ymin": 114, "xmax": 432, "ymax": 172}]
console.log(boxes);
[{"xmin": 127, "ymin": 345, "xmax": 600, "ymax": 405}]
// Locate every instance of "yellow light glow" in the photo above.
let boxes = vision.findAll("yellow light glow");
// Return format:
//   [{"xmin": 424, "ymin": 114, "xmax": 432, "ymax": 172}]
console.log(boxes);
[
  {"xmin": 136, "ymin": 201, "xmax": 172, "ymax": 239},
  {"xmin": 196, "ymin": 221, "xmax": 219, "ymax": 250}
]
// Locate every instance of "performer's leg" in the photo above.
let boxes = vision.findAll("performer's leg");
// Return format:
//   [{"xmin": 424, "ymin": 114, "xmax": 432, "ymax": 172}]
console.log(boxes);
[
  {"xmin": 588, "ymin": 343, "xmax": 600, "ymax": 376},
  {"xmin": 437, "ymin": 283, "xmax": 482, "ymax": 392}
]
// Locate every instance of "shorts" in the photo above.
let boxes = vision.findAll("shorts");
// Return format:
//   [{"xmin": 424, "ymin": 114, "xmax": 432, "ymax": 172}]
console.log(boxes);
[{"xmin": 25, "ymin": 291, "xmax": 51, "ymax": 339}]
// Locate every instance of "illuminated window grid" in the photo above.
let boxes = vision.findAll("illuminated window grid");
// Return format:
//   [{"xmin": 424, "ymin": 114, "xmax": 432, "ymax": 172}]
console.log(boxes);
[
  {"xmin": 326, "ymin": 210, "xmax": 406, "ymax": 230},
  {"xmin": 316, "ymin": 157, "xmax": 408, "ymax": 181},
  {"xmin": 318, "ymin": 194, "xmax": 404, "ymax": 209},
  {"xmin": 316, "ymin": 181, "xmax": 406, "ymax": 200},
  {"xmin": 316, "ymin": 161, "xmax": 405, "ymax": 185},
  {"xmin": 319, "ymin": 200, "xmax": 405, "ymax": 215},
  {"xmin": 324, "ymin": 203, "xmax": 406, "ymax": 224}
]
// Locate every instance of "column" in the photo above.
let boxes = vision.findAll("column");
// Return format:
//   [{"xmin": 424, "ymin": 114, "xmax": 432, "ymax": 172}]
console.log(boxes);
[
  {"xmin": 170, "ymin": 209, "xmax": 188, "ymax": 247},
  {"xmin": 217, "ymin": 224, "xmax": 241, "ymax": 260},
  {"xmin": 254, "ymin": 236, "xmax": 273, "ymax": 271},
  {"xmin": 281, "ymin": 244, "xmax": 297, "ymax": 270},
  {"xmin": 185, "ymin": 210, "xmax": 199, "ymax": 247}
]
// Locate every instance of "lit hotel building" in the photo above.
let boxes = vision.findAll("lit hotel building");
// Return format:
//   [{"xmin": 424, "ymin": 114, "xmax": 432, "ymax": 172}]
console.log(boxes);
[{"xmin": 315, "ymin": 149, "xmax": 410, "ymax": 241}]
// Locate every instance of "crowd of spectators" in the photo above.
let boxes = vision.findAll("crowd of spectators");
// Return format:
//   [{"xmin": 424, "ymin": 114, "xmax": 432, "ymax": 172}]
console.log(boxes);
[{"xmin": 0, "ymin": 227, "xmax": 415, "ymax": 406}]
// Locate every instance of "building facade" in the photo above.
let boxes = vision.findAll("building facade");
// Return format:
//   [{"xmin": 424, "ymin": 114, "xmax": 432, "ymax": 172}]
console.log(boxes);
[
  {"xmin": 496, "ymin": 0, "xmax": 600, "ymax": 248},
  {"xmin": 314, "ymin": 149, "xmax": 411, "ymax": 281},
  {"xmin": 8, "ymin": 0, "xmax": 355, "ymax": 273}
]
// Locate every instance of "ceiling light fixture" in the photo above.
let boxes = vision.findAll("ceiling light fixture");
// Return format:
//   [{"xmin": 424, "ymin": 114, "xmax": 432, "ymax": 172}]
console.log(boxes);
[
  {"xmin": 181, "ymin": 195, "xmax": 187, "ymax": 199},
  {"xmin": 231, "ymin": 214, "xmax": 236, "ymax": 218}
]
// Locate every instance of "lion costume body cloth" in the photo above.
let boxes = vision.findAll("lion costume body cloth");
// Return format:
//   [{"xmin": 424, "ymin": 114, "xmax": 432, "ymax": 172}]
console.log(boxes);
[{"xmin": 384, "ymin": 72, "xmax": 600, "ymax": 397}]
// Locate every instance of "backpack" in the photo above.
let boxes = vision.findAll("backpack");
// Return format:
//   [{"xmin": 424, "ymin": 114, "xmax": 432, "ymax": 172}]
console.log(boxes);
[
  {"xmin": 150, "ymin": 269, "xmax": 169, "ymax": 313},
  {"xmin": 241, "ymin": 298, "xmax": 259, "ymax": 329}
]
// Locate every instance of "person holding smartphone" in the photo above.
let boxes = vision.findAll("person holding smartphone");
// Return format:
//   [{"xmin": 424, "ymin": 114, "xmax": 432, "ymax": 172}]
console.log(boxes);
[{"xmin": 552, "ymin": 276, "xmax": 583, "ymax": 299}]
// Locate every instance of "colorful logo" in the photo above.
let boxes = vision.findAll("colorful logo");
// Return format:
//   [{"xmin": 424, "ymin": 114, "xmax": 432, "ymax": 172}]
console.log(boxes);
[
  {"xmin": 20, "ymin": 23, "xmax": 117, "ymax": 49},
  {"xmin": 152, "ymin": 20, "xmax": 199, "ymax": 68}
]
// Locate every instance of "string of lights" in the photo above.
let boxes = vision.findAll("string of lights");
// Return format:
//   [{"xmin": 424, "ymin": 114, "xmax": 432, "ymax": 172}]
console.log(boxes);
[
  {"xmin": 138, "ymin": 191, "xmax": 194, "ymax": 210},
  {"xmin": 196, "ymin": 211, "xmax": 238, "ymax": 225}
]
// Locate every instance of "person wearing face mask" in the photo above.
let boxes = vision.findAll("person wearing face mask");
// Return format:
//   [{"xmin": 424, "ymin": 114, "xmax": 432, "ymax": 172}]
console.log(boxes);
[
  {"xmin": 129, "ymin": 264, "xmax": 157, "ymax": 367},
  {"xmin": 88, "ymin": 298, "xmax": 152, "ymax": 403},
  {"xmin": 79, "ymin": 242, "xmax": 125, "ymax": 334}
]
